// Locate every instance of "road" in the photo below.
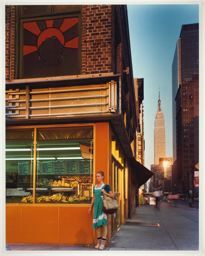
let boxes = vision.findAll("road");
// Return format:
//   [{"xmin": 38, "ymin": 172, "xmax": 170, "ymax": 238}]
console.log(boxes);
[{"xmin": 108, "ymin": 201, "xmax": 199, "ymax": 250}]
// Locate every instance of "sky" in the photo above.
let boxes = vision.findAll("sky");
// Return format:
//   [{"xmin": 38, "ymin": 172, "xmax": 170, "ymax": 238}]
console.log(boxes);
[{"xmin": 127, "ymin": 4, "xmax": 199, "ymax": 169}]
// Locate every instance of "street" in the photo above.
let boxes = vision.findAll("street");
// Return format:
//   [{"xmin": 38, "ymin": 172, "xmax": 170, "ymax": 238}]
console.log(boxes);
[{"xmin": 109, "ymin": 201, "xmax": 199, "ymax": 250}]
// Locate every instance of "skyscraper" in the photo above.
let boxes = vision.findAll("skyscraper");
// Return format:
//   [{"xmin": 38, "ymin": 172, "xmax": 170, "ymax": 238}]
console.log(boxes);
[
  {"xmin": 172, "ymin": 23, "xmax": 199, "ymax": 161},
  {"xmin": 172, "ymin": 23, "xmax": 199, "ymax": 193},
  {"xmin": 154, "ymin": 92, "xmax": 166, "ymax": 165}
]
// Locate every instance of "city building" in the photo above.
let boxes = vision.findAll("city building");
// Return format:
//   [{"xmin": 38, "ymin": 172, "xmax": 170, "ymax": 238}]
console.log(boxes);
[
  {"xmin": 5, "ymin": 5, "xmax": 153, "ymax": 246},
  {"xmin": 134, "ymin": 78, "xmax": 146, "ymax": 201},
  {"xmin": 159, "ymin": 157, "xmax": 173, "ymax": 192},
  {"xmin": 172, "ymin": 23, "xmax": 199, "ymax": 161},
  {"xmin": 134, "ymin": 78, "xmax": 145, "ymax": 165},
  {"xmin": 150, "ymin": 164, "xmax": 163, "ymax": 191},
  {"xmin": 150, "ymin": 157, "xmax": 173, "ymax": 193},
  {"xmin": 172, "ymin": 23, "xmax": 199, "ymax": 194},
  {"xmin": 150, "ymin": 94, "xmax": 170, "ymax": 192},
  {"xmin": 175, "ymin": 75, "xmax": 199, "ymax": 193},
  {"xmin": 154, "ymin": 92, "xmax": 166, "ymax": 165}
]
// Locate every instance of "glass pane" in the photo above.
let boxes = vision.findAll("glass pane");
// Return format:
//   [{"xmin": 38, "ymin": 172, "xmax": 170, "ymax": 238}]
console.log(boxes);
[
  {"xmin": 6, "ymin": 129, "xmax": 34, "ymax": 203},
  {"xmin": 36, "ymin": 126, "xmax": 93, "ymax": 204}
]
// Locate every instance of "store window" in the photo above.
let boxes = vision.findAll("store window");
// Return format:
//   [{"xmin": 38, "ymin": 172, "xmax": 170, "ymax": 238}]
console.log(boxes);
[
  {"xmin": 6, "ymin": 129, "xmax": 34, "ymax": 203},
  {"xmin": 19, "ymin": 12, "xmax": 81, "ymax": 78},
  {"xmin": 6, "ymin": 126, "xmax": 93, "ymax": 204},
  {"xmin": 35, "ymin": 127, "xmax": 93, "ymax": 204}
]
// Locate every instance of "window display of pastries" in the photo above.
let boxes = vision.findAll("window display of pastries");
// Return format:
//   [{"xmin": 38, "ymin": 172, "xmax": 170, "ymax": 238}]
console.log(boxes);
[
  {"xmin": 20, "ymin": 175, "xmax": 93, "ymax": 203},
  {"xmin": 21, "ymin": 193, "xmax": 91, "ymax": 203}
]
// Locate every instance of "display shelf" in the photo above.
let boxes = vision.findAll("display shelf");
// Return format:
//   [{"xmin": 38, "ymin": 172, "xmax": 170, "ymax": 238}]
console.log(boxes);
[{"xmin": 51, "ymin": 187, "xmax": 74, "ymax": 192}]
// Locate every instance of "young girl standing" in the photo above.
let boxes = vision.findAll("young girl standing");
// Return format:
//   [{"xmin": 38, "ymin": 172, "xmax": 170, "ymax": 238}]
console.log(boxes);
[{"xmin": 88, "ymin": 170, "xmax": 114, "ymax": 250}]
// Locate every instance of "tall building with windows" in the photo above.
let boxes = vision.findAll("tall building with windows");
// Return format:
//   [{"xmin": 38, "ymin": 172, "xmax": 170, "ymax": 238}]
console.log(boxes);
[
  {"xmin": 154, "ymin": 93, "xmax": 166, "ymax": 165},
  {"xmin": 172, "ymin": 24, "xmax": 199, "ymax": 160},
  {"xmin": 175, "ymin": 75, "xmax": 199, "ymax": 193},
  {"xmin": 134, "ymin": 78, "xmax": 145, "ymax": 165},
  {"xmin": 149, "ymin": 93, "xmax": 166, "ymax": 192},
  {"xmin": 5, "ymin": 5, "xmax": 152, "ymax": 246},
  {"xmin": 172, "ymin": 23, "xmax": 199, "ymax": 193}
]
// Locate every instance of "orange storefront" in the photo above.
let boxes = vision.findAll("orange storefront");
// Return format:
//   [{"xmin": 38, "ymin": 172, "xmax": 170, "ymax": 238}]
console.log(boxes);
[{"xmin": 6, "ymin": 122, "xmax": 115, "ymax": 245}]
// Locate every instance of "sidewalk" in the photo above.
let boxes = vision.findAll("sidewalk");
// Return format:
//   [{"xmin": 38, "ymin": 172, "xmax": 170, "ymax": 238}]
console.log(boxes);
[
  {"xmin": 108, "ymin": 205, "xmax": 165, "ymax": 250},
  {"xmin": 6, "ymin": 244, "xmax": 95, "ymax": 251},
  {"xmin": 108, "ymin": 201, "xmax": 199, "ymax": 250}
]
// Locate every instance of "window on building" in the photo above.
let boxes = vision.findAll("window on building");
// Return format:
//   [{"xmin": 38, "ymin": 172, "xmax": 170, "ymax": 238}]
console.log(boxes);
[
  {"xmin": 6, "ymin": 126, "xmax": 93, "ymax": 204},
  {"xmin": 6, "ymin": 129, "xmax": 34, "ymax": 203}
]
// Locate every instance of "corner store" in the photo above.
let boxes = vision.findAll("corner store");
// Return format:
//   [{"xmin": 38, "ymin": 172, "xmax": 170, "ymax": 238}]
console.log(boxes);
[{"xmin": 6, "ymin": 5, "xmax": 152, "ymax": 245}]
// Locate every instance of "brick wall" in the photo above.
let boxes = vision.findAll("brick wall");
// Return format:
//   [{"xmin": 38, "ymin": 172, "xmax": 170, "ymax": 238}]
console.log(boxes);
[
  {"xmin": 5, "ymin": 6, "xmax": 16, "ymax": 80},
  {"xmin": 81, "ymin": 5, "xmax": 113, "ymax": 74}
]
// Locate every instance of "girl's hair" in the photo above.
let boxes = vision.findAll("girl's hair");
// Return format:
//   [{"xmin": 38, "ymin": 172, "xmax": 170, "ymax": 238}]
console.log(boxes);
[{"xmin": 97, "ymin": 170, "xmax": 104, "ymax": 178}]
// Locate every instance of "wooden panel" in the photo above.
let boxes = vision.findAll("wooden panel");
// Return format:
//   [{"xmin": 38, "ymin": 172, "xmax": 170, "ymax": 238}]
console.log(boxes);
[
  {"xmin": 19, "ymin": 6, "xmax": 82, "ymax": 18},
  {"xmin": 59, "ymin": 206, "xmax": 93, "ymax": 245},
  {"xmin": 6, "ymin": 204, "xmax": 94, "ymax": 245},
  {"xmin": 6, "ymin": 205, "xmax": 23, "ymax": 243},
  {"xmin": 21, "ymin": 206, "xmax": 59, "ymax": 243},
  {"xmin": 20, "ymin": 6, "xmax": 52, "ymax": 18}
]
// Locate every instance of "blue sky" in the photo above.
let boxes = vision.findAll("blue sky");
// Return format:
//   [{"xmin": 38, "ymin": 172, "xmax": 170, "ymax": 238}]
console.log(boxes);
[{"xmin": 127, "ymin": 4, "xmax": 199, "ymax": 168}]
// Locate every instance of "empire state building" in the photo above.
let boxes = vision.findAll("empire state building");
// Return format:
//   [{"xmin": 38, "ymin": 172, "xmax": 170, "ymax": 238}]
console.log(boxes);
[{"xmin": 154, "ymin": 93, "xmax": 166, "ymax": 164}]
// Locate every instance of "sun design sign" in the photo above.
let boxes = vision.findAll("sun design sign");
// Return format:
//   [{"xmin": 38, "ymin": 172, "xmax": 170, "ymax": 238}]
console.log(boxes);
[{"xmin": 22, "ymin": 16, "xmax": 80, "ymax": 78}]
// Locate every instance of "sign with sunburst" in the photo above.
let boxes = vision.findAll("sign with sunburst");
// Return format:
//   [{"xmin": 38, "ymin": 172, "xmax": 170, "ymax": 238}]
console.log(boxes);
[{"xmin": 22, "ymin": 16, "xmax": 80, "ymax": 78}]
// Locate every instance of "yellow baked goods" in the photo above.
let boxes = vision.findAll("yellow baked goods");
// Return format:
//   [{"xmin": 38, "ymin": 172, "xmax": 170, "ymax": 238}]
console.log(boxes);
[{"xmin": 21, "ymin": 195, "xmax": 33, "ymax": 203}]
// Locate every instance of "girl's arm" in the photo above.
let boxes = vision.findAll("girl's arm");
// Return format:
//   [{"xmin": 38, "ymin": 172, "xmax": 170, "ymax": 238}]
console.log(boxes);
[
  {"xmin": 88, "ymin": 195, "xmax": 95, "ymax": 214},
  {"xmin": 102, "ymin": 189, "xmax": 115, "ymax": 199},
  {"xmin": 90, "ymin": 196, "xmax": 95, "ymax": 209}
]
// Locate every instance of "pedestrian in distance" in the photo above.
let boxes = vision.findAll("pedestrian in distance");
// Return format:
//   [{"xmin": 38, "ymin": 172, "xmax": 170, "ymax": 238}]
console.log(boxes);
[
  {"xmin": 88, "ymin": 170, "xmax": 115, "ymax": 250},
  {"xmin": 188, "ymin": 189, "xmax": 193, "ymax": 207},
  {"xmin": 153, "ymin": 189, "xmax": 162, "ymax": 209}
]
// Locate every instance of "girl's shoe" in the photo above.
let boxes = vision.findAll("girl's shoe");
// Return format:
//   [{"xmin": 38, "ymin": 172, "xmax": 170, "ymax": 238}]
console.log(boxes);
[
  {"xmin": 94, "ymin": 237, "xmax": 101, "ymax": 249},
  {"xmin": 99, "ymin": 238, "xmax": 106, "ymax": 250}
]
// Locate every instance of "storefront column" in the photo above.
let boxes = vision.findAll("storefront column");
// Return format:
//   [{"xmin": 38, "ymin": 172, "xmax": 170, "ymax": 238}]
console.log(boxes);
[
  {"xmin": 94, "ymin": 122, "xmax": 112, "ymax": 243},
  {"xmin": 94, "ymin": 122, "xmax": 110, "ymax": 183},
  {"xmin": 33, "ymin": 128, "xmax": 37, "ymax": 203}
]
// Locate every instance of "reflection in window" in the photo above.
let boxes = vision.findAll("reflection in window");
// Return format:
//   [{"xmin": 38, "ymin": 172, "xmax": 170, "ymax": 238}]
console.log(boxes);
[{"xmin": 6, "ymin": 129, "xmax": 34, "ymax": 203}]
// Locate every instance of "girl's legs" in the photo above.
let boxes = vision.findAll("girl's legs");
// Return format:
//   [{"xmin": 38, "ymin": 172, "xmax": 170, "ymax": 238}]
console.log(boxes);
[
  {"xmin": 96, "ymin": 226, "xmax": 102, "ymax": 237},
  {"xmin": 99, "ymin": 225, "xmax": 107, "ymax": 250},
  {"xmin": 102, "ymin": 224, "xmax": 108, "ymax": 239},
  {"xmin": 95, "ymin": 227, "xmax": 102, "ymax": 249}
]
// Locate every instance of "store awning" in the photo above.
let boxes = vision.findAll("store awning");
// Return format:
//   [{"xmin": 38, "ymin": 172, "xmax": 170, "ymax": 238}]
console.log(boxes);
[{"xmin": 129, "ymin": 157, "xmax": 153, "ymax": 187}]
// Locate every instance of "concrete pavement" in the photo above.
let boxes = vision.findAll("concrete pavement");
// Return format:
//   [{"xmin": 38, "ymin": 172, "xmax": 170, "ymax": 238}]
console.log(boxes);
[{"xmin": 108, "ymin": 201, "xmax": 199, "ymax": 250}]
